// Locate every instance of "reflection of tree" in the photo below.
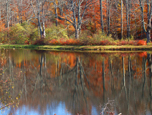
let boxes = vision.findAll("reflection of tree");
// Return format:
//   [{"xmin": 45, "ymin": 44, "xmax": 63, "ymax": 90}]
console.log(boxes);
[
  {"xmin": 147, "ymin": 54, "xmax": 152, "ymax": 113},
  {"xmin": 102, "ymin": 58, "xmax": 105, "ymax": 102},
  {"xmin": 0, "ymin": 50, "xmax": 152, "ymax": 115},
  {"xmin": 0, "ymin": 50, "xmax": 20, "ymax": 111},
  {"xmin": 142, "ymin": 56, "xmax": 146, "ymax": 98},
  {"xmin": 52, "ymin": 57, "xmax": 93, "ymax": 115}
]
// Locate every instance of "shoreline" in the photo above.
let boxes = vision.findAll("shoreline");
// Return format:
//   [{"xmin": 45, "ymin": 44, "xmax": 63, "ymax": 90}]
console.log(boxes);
[{"xmin": 0, "ymin": 44, "xmax": 152, "ymax": 52}]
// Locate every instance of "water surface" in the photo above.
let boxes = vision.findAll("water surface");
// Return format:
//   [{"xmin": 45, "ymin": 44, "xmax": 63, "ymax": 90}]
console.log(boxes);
[{"xmin": 0, "ymin": 49, "xmax": 151, "ymax": 115}]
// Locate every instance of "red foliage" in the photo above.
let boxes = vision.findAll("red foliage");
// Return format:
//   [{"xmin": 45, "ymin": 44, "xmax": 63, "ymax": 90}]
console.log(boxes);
[
  {"xmin": 99, "ymin": 40, "xmax": 111, "ymax": 45},
  {"xmin": 24, "ymin": 40, "xmax": 29, "ymax": 44},
  {"xmin": 48, "ymin": 39, "xmax": 82, "ymax": 45},
  {"xmin": 45, "ymin": 39, "xmax": 148, "ymax": 46},
  {"xmin": 118, "ymin": 41, "xmax": 128, "ymax": 45},
  {"xmin": 137, "ymin": 40, "xmax": 147, "ymax": 45},
  {"xmin": 128, "ymin": 40, "xmax": 138, "ymax": 45},
  {"xmin": 138, "ymin": 52, "xmax": 147, "ymax": 57},
  {"xmin": 48, "ymin": 39, "xmax": 59, "ymax": 45},
  {"xmin": 62, "ymin": 39, "xmax": 80, "ymax": 45}
]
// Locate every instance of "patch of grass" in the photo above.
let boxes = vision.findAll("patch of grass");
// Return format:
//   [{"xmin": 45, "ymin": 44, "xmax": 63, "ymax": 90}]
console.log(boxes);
[{"xmin": 1, "ymin": 44, "xmax": 152, "ymax": 52}]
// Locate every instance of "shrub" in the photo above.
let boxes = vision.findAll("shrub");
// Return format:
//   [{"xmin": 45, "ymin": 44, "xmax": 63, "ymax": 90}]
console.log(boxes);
[
  {"xmin": 63, "ymin": 39, "xmax": 80, "ymax": 45},
  {"xmin": 45, "ymin": 24, "xmax": 69, "ymax": 40},
  {"xmin": 118, "ymin": 40, "xmax": 128, "ymax": 45},
  {"xmin": 128, "ymin": 40, "xmax": 138, "ymax": 45},
  {"xmin": 33, "ymin": 39, "xmax": 46, "ymax": 45},
  {"xmin": 0, "ymin": 29, "xmax": 8, "ymax": 43},
  {"xmin": 21, "ymin": 22, "xmax": 39, "ymax": 43},
  {"xmin": 29, "ymin": 28, "xmax": 40, "ymax": 43},
  {"xmin": 48, "ymin": 39, "xmax": 59, "ymax": 45},
  {"xmin": 99, "ymin": 40, "xmax": 112, "ymax": 45},
  {"xmin": 9, "ymin": 23, "xmax": 27, "ymax": 44},
  {"xmin": 137, "ymin": 40, "xmax": 147, "ymax": 45},
  {"xmin": 92, "ymin": 30, "xmax": 113, "ymax": 42}
]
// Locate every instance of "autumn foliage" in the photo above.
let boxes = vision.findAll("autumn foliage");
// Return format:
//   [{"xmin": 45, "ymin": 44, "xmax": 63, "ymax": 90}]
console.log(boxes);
[
  {"xmin": 37, "ymin": 38, "xmax": 147, "ymax": 46},
  {"xmin": 137, "ymin": 40, "xmax": 147, "ymax": 45},
  {"xmin": 0, "ymin": 0, "xmax": 151, "ymax": 44}
]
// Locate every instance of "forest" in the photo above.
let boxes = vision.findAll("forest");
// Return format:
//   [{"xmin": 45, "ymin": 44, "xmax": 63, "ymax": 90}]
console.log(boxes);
[{"xmin": 0, "ymin": 0, "xmax": 151, "ymax": 45}]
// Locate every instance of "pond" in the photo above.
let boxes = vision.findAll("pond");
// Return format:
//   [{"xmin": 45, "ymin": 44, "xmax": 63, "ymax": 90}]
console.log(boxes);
[{"xmin": 0, "ymin": 49, "xmax": 151, "ymax": 115}]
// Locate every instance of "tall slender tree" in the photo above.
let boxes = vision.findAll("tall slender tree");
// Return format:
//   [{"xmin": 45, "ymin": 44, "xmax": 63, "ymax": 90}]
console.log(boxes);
[
  {"xmin": 100, "ymin": 0, "xmax": 104, "ymax": 32},
  {"xmin": 121, "ymin": 0, "xmax": 123, "ymax": 39},
  {"xmin": 138, "ymin": 0, "xmax": 152, "ymax": 42},
  {"xmin": 126, "ymin": 0, "xmax": 131, "ymax": 38}
]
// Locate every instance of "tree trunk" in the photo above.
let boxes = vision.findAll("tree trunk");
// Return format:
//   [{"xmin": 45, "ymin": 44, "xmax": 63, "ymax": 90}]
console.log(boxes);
[
  {"xmin": 121, "ymin": 0, "xmax": 123, "ymax": 39},
  {"xmin": 42, "ymin": 2, "xmax": 46, "ymax": 39},
  {"xmin": 42, "ymin": 21, "xmax": 46, "ymax": 39},
  {"xmin": 38, "ymin": 15, "xmax": 42, "ymax": 38},
  {"xmin": 36, "ymin": 0, "xmax": 43, "ymax": 38},
  {"xmin": 102, "ymin": 58, "xmax": 105, "ymax": 92},
  {"xmin": 54, "ymin": 2, "xmax": 58, "ymax": 26},
  {"xmin": 139, "ymin": 0, "xmax": 147, "ymax": 35},
  {"xmin": 107, "ymin": 0, "xmax": 110, "ymax": 35},
  {"xmin": 126, "ymin": 0, "xmax": 131, "ymax": 38},
  {"xmin": 6, "ymin": 0, "xmax": 10, "ymax": 28},
  {"xmin": 147, "ymin": 25, "xmax": 151, "ymax": 43},
  {"xmin": 75, "ymin": 28, "xmax": 79, "ymax": 39},
  {"xmin": 99, "ymin": 0, "xmax": 104, "ymax": 32},
  {"xmin": 122, "ymin": 56, "xmax": 126, "ymax": 87},
  {"xmin": 146, "ymin": 0, "xmax": 152, "ymax": 42}
]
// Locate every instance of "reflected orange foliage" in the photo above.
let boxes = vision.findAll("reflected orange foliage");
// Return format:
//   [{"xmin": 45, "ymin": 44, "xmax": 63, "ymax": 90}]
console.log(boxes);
[
  {"xmin": 0, "ymin": 58, "xmax": 7, "ymax": 66},
  {"xmin": 138, "ymin": 52, "xmax": 147, "ymax": 57}
]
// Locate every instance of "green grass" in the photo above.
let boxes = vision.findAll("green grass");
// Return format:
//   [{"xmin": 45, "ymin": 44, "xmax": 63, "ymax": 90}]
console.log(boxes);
[{"xmin": 0, "ymin": 44, "xmax": 152, "ymax": 52}]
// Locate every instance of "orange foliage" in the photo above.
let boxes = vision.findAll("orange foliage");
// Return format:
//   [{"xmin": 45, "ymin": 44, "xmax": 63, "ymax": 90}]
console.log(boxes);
[
  {"xmin": 0, "ymin": 21, "xmax": 5, "ymax": 32},
  {"xmin": 138, "ymin": 52, "xmax": 147, "ymax": 57},
  {"xmin": 47, "ymin": 39, "xmax": 148, "ymax": 46},
  {"xmin": 137, "ymin": 40, "xmax": 147, "ymax": 45},
  {"xmin": 48, "ymin": 39, "xmax": 120, "ymax": 46},
  {"xmin": 99, "ymin": 40, "xmax": 113, "ymax": 45},
  {"xmin": 0, "ymin": 58, "xmax": 7, "ymax": 66},
  {"xmin": 24, "ymin": 40, "xmax": 29, "ymax": 44},
  {"xmin": 48, "ymin": 39, "xmax": 59, "ymax": 45}
]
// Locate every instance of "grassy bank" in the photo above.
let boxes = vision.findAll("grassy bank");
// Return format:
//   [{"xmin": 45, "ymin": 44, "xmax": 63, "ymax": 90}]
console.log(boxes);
[{"xmin": 1, "ymin": 44, "xmax": 152, "ymax": 52}]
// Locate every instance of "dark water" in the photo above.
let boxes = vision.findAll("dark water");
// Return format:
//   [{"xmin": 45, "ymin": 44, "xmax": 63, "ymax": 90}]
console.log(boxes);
[{"xmin": 0, "ymin": 49, "xmax": 151, "ymax": 115}]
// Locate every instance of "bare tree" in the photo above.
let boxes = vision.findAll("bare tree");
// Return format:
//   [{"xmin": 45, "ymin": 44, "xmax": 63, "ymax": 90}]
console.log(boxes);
[
  {"xmin": 138, "ymin": 0, "xmax": 152, "ymax": 42},
  {"xmin": 126, "ymin": 0, "xmax": 131, "ymax": 38},
  {"xmin": 6, "ymin": 0, "xmax": 10, "ymax": 28},
  {"xmin": 30, "ymin": 0, "xmax": 48, "ymax": 39},
  {"xmin": 59, "ymin": 0, "xmax": 95, "ymax": 39},
  {"xmin": 100, "ymin": 0, "xmax": 104, "ymax": 32},
  {"xmin": 106, "ymin": 0, "xmax": 112, "ymax": 35},
  {"xmin": 121, "ymin": 0, "xmax": 123, "ymax": 39}
]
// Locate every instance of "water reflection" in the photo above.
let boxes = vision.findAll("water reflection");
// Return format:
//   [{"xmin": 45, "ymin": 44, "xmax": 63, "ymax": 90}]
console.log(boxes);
[{"xmin": 0, "ymin": 49, "xmax": 151, "ymax": 115}]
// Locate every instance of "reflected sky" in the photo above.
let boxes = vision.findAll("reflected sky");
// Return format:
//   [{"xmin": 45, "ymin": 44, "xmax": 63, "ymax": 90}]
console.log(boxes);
[{"xmin": 0, "ymin": 103, "xmax": 98, "ymax": 115}]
